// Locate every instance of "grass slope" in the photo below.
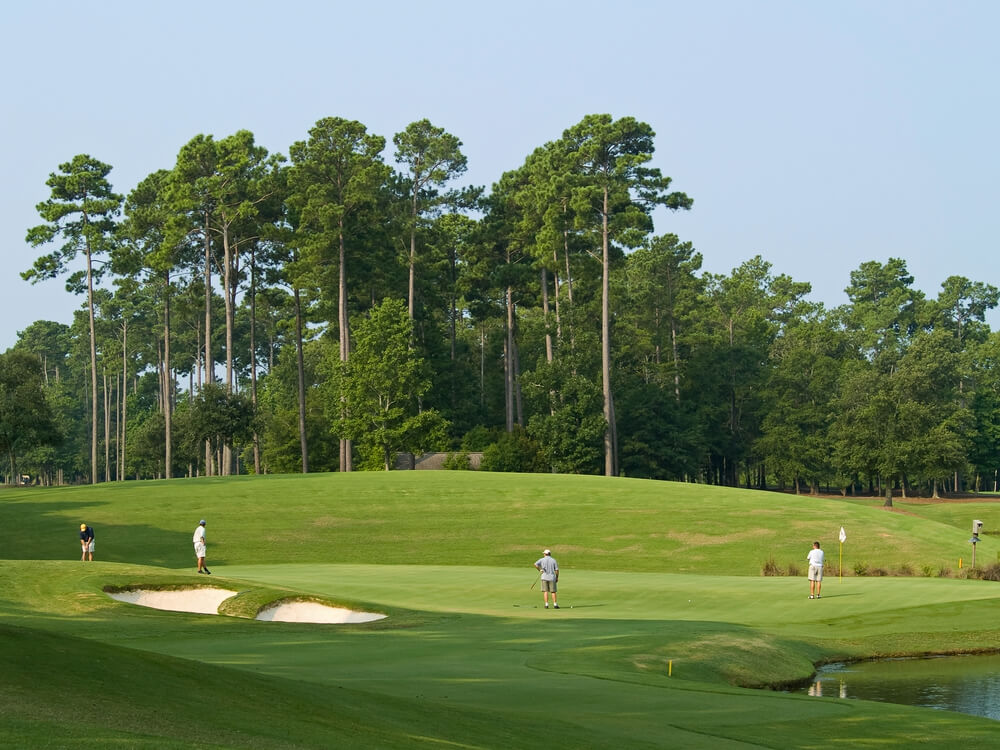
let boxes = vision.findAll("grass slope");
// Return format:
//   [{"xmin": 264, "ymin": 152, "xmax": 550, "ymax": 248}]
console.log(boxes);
[{"xmin": 1, "ymin": 472, "xmax": 999, "ymax": 749}]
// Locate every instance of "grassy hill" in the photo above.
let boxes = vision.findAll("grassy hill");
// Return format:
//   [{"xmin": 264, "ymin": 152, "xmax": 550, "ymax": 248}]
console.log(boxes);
[{"xmin": 1, "ymin": 473, "xmax": 998, "ymax": 748}]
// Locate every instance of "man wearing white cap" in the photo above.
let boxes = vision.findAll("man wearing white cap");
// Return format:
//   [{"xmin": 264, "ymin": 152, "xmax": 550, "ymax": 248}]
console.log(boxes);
[
  {"xmin": 193, "ymin": 520, "xmax": 211, "ymax": 574},
  {"xmin": 533, "ymin": 549, "xmax": 559, "ymax": 609}
]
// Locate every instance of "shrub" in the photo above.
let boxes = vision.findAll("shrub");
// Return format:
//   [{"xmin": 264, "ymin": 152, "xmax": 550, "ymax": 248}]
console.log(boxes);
[
  {"xmin": 921, "ymin": 564, "xmax": 935, "ymax": 577},
  {"xmin": 442, "ymin": 451, "xmax": 473, "ymax": 471},
  {"xmin": 896, "ymin": 564, "xmax": 914, "ymax": 577},
  {"xmin": 480, "ymin": 427, "xmax": 545, "ymax": 473},
  {"xmin": 461, "ymin": 425, "xmax": 496, "ymax": 452},
  {"xmin": 869, "ymin": 567, "xmax": 889, "ymax": 577},
  {"xmin": 786, "ymin": 563, "xmax": 800, "ymax": 577},
  {"xmin": 853, "ymin": 561, "xmax": 869, "ymax": 577},
  {"xmin": 761, "ymin": 557, "xmax": 782, "ymax": 576},
  {"xmin": 937, "ymin": 566, "xmax": 952, "ymax": 578},
  {"xmin": 980, "ymin": 563, "xmax": 1000, "ymax": 582}
]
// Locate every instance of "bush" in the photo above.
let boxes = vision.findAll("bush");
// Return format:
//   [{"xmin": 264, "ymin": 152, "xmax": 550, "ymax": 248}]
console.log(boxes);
[
  {"xmin": 921, "ymin": 564, "xmax": 935, "ymax": 577},
  {"xmin": 461, "ymin": 425, "xmax": 496, "ymax": 452},
  {"xmin": 980, "ymin": 563, "xmax": 1000, "ymax": 582},
  {"xmin": 896, "ymin": 564, "xmax": 914, "ymax": 577},
  {"xmin": 937, "ymin": 566, "xmax": 952, "ymax": 578},
  {"xmin": 786, "ymin": 563, "xmax": 800, "ymax": 577},
  {"xmin": 869, "ymin": 567, "xmax": 889, "ymax": 577},
  {"xmin": 442, "ymin": 451, "xmax": 473, "ymax": 471},
  {"xmin": 480, "ymin": 427, "xmax": 545, "ymax": 473},
  {"xmin": 761, "ymin": 557, "xmax": 782, "ymax": 576},
  {"xmin": 853, "ymin": 561, "xmax": 869, "ymax": 577}
]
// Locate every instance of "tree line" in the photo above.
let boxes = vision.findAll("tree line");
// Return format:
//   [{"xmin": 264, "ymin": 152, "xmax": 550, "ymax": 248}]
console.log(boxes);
[{"xmin": 4, "ymin": 113, "xmax": 1000, "ymax": 498}]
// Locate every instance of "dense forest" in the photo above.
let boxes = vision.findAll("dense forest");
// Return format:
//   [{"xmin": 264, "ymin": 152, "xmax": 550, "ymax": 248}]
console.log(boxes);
[{"xmin": 3, "ymin": 113, "xmax": 999, "ymax": 497}]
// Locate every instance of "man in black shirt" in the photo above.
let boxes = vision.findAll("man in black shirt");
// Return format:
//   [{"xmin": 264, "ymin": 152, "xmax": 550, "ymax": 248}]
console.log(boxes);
[{"xmin": 80, "ymin": 523, "xmax": 95, "ymax": 561}]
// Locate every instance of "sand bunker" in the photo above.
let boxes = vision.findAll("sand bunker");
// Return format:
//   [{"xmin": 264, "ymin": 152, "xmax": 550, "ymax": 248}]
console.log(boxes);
[
  {"xmin": 256, "ymin": 601, "xmax": 386, "ymax": 624},
  {"xmin": 107, "ymin": 588, "xmax": 386, "ymax": 623},
  {"xmin": 108, "ymin": 587, "xmax": 235, "ymax": 615}
]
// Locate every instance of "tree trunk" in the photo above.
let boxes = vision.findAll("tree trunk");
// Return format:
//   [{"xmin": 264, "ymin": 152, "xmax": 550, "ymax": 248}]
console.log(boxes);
[
  {"xmin": 408, "ymin": 192, "xmax": 417, "ymax": 319},
  {"xmin": 222, "ymin": 223, "xmax": 234, "ymax": 476},
  {"xmin": 294, "ymin": 286, "xmax": 309, "ymax": 474},
  {"xmin": 542, "ymin": 267, "xmax": 553, "ymax": 364},
  {"xmin": 338, "ymin": 223, "xmax": 352, "ymax": 472},
  {"xmin": 120, "ymin": 320, "xmax": 127, "ymax": 481},
  {"xmin": 505, "ymin": 286, "xmax": 515, "ymax": 432},
  {"xmin": 601, "ymin": 186, "xmax": 614, "ymax": 477},
  {"xmin": 86, "ymin": 241, "xmax": 98, "ymax": 484},
  {"xmin": 670, "ymin": 311, "xmax": 681, "ymax": 403},
  {"xmin": 250, "ymin": 247, "xmax": 261, "ymax": 474},
  {"xmin": 103, "ymin": 372, "xmax": 110, "ymax": 482},
  {"xmin": 552, "ymin": 248, "xmax": 563, "ymax": 346},
  {"xmin": 163, "ymin": 271, "xmax": 172, "ymax": 479},
  {"xmin": 204, "ymin": 211, "xmax": 213, "ymax": 477}
]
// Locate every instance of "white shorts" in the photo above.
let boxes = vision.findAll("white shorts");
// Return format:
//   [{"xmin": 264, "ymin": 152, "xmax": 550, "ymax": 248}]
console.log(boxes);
[
  {"xmin": 82, "ymin": 541, "xmax": 94, "ymax": 552},
  {"xmin": 194, "ymin": 542, "xmax": 206, "ymax": 558},
  {"xmin": 808, "ymin": 564, "xmax": 823, "ymax": 582}
]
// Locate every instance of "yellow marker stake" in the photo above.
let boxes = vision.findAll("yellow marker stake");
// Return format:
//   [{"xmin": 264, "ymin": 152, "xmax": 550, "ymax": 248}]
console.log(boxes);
[
  {"xmin": 668, "ymin": 660, "xmax": 673, "ymax": 677},
  {"xmin": 959, "ymin": 558, "xmax": 963, "ymax": 569}
]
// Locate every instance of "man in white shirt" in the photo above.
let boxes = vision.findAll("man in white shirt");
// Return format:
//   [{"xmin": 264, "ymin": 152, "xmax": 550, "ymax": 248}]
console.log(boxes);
[
  {"xmin": 533, "ymin": 549, "xmax": 559, "ymax": 609},
  {"xmin": 193, "ymin": 520, "xmax": 210, "ymax": 575},
  {"xmin": 806, "ymin": 541, "xmax": 824, "ymax": 599}
]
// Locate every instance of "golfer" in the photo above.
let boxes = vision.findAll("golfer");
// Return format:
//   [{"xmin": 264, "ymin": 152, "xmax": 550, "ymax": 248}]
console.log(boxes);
[
  {"xmin": 193, "ymin": 520, "xmax": 211, "ymax": 574},
  {"xmin": 534, "ymin": 549, "xmax": 559, "ymax": 609},
  {"xmin": 807, "ymin": 541, "xmax": 824, "ymax": 599},
  {"xmin": 80, "ymin": 523, "xmax": 95, "ymax": 561}
]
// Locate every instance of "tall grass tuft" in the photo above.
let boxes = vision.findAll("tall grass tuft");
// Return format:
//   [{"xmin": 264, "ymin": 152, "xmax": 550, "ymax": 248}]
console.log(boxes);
[{"xmin": 761, "ymin": 557, "xmax": 782, "ymax": 576}]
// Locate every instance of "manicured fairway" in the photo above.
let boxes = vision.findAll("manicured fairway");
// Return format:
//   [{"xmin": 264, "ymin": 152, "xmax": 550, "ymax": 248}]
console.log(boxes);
[{"xmin": 1, "ymin": 473, "xmax": 999, "ymax": 748}]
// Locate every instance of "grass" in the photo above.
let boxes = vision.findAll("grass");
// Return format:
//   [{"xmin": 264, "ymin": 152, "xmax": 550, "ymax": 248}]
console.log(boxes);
[{"xmin": 1, "ymin": 472, "xmax": 999, "ymax": 748}]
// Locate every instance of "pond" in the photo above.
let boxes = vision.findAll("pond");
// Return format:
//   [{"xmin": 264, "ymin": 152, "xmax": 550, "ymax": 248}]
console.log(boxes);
[{"xmin": 792, "ymin": 653, "xmax": 1000, "ymax": 721}]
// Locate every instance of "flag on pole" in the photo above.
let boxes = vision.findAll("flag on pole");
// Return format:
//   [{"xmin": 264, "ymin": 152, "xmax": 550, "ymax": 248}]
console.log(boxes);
[{"xmin": 839, "ymin": 526, "xmax": 846, "ymax": 579}]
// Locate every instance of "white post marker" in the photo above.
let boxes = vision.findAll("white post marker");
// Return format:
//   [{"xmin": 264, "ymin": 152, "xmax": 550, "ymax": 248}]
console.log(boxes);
[{"xmin": 839, "ymin": 526, "xmax": 847, "ymax": 579}]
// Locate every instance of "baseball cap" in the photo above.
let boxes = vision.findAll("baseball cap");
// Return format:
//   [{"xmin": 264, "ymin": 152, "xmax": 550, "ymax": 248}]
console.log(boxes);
[
  {"xmin": 543, "ymin": 549, "xmax": 551, "ymax": 555},
  {"xmin": 80, "ymin": 523, "xmax": 87, "ymax": 530},
  {"xmin": 199, "ymin": 519, "xmax": 206, "ymax": 525}
]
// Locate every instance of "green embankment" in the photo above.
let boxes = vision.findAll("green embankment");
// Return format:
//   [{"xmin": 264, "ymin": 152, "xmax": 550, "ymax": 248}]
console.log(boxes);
[{"xmin": 1, "ymin": 473, "xmax": 998, "ymax": 748}]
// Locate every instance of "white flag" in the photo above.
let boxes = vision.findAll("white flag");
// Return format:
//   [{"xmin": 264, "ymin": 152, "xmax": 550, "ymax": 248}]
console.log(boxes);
[{"xmin": 839, "ymin": 526, "xmax": 847, "ymax": 543}]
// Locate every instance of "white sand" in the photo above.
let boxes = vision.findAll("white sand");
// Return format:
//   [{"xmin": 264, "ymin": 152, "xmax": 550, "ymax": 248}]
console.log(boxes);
[
  {"xmin": 106, "ymin": 589, "xmax": 386, "ymax": 623},
  {"xmin": 256, "ymin": 601, "xmax": 386, "ymax": 624},
  {"xmin": 108, "ymin": 588, "xmax": 236, "ymax": 615}
]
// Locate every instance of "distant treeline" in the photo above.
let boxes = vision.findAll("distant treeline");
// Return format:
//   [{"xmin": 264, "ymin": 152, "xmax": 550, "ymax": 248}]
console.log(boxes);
[{"xmin": 4, "ymin": 114, "xmax": 999, "ymax": 496}]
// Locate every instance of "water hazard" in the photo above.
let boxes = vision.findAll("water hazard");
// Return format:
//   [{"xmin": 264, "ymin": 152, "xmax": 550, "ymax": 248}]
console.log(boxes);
[{"xmin": 794, "ymin": 653, "xmax": 1000, "ymax": 721}]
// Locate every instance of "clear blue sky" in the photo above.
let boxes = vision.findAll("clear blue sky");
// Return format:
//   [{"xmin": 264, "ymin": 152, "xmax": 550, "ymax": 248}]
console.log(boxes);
[{"xmin": 3, "ymin": 0, "xmax": 998, "ymax": 350}]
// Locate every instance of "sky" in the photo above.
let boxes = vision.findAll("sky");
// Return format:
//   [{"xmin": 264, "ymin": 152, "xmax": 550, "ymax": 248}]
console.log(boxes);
[{"xmin": 3, "ymin": 0, "xmax": 999, "ymax": 351}]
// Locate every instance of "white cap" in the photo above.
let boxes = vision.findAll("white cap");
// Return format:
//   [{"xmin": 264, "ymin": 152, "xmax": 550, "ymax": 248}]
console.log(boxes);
[{"xmin": 543, "ymin": 549, "xmax": 551, "ymax": 555}]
